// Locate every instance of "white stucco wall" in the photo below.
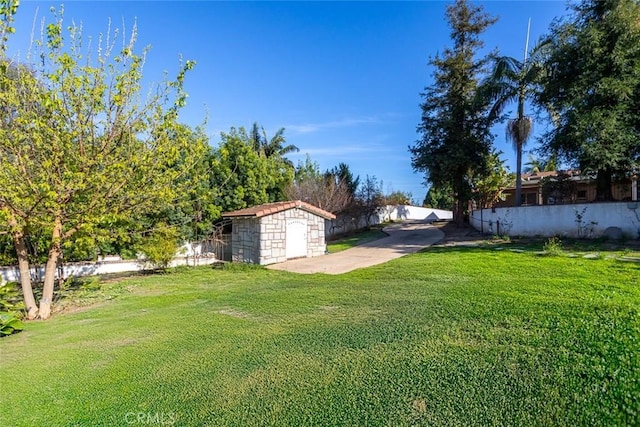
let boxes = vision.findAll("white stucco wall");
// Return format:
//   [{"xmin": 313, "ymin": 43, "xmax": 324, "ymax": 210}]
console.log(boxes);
[
  {"xmin": 327, "ymin": 205, "xmax": 453, "ymax": 237},
  {"xmin": 470, "ymin": 202, "xmax": 640, "ymax": 239},
  {"xmin": 378, "ymin": 205, "xmax": 453, "ymax": 222},
  {"xmin": 0, "ymin": 256, "xmax": 218, "ymax": 286}
]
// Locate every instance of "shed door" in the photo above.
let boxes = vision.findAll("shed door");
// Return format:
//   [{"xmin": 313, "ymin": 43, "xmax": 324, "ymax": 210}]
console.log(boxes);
[{"xmin": 286, "ymin": 219, "xmax": 307, "ymax": 259}]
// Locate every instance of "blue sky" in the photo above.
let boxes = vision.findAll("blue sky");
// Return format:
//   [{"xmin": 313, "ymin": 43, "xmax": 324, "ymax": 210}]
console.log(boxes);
[{"xmin": 8, "ymin": 1, "xmax": 572, "ymax": 203}]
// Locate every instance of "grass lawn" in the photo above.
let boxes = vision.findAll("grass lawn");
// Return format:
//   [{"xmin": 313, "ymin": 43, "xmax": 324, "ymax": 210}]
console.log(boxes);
[
  {"xmin": 1, "ymin": 245, "xmax": 639, "ymax": 426},
  {"xmin": 327, "ymin": 227, "xmax": 388, "ymax": 253}
]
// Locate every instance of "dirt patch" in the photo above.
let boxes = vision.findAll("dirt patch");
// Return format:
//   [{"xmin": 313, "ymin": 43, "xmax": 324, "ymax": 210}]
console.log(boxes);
[
  {"xmin": 216, "ymin": 308, "xmax": 255, "ymax": 319},
  {"xmin": 53, "ymin": 301, "xmax": 110, "ymax": 315},
  {"xmin": 430, "ymin": 221, "xmax": 486, "ymax": 247}
]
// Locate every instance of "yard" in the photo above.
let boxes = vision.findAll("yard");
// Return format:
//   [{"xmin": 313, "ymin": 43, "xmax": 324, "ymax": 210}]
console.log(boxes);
[
  {"xmin": 1, "ymin": 242, "xmax": 639, "ymax": 426},
  {"xmin": 327, "ymin": 226, "xmax": 388, "ymax": 253}
]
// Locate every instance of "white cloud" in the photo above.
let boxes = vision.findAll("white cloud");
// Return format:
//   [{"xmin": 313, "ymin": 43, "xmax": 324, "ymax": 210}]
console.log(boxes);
[
  {"xmin": 288, "ymin": 143, "xmax": 395, "ymax": 159},
  {"xmin": 285, "ymin": 116, "xmax": 382, "ymax": 134}
]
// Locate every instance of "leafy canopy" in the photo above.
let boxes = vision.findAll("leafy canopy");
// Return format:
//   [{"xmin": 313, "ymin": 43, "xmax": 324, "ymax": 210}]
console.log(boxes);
[{"xmin": 410, "ymin": 0, "xmax": 497, "ymax": 225}]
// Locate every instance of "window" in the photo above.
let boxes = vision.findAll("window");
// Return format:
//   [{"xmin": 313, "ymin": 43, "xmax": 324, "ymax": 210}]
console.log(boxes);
[{"xmin": 522, "ymin": 192, "xmax": 537, "ymax": 205}]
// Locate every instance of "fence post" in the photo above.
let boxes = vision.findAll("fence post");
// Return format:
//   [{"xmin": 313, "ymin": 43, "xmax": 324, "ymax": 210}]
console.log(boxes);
[{"xmin": 496, "ymin": 220, "xmax": 500, "ymax": 236}]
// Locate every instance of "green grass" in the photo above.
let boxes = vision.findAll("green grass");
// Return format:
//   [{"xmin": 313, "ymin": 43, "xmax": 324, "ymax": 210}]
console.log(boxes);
[
  {"xmin": 327, "ymin": 227, "xmax": 388, "ymax": 253},
  {"xmin": 1, "ymin": 247, "xmax": 639, "ymax": 426}
]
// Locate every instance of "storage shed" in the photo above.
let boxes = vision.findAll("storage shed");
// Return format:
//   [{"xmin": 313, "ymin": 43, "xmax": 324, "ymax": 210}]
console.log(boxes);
[{"xmin": 222, "ymin": 200, "xmax": 336, "ymax": 265}]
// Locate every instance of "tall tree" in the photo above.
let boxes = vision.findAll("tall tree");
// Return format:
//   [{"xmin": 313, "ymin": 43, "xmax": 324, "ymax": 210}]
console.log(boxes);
[
  {"xmin": 249, "ymin": 122, "xmax": 298, "ymax": 200},
  {"xmin": 410, "ymin": 0, "xmax": 497, "ymax": 226},
  {"xmin": 479, "ymin": 30, "xmax": 549, "ymax": 206},
  {"xmin": 327, "ymin": 162, "xmax": 360, "ymax": 200},
  {"xmin": 211, "ymin": 127, "xmax": 294, "ymax": 213},
  {"xmin": 538, "ymin": 0, "xmax": 640, "ymax": 200},
  {"xmin": 357, "ymin": 175, "xmax": 384, "ymax": 227},
  {"xmin": 0, "ymin": 7, "xmax": 204, "ymax": 319},
  {"xmin": 249, "ymin": 122, "xmax": 299, "ymax": 165}
]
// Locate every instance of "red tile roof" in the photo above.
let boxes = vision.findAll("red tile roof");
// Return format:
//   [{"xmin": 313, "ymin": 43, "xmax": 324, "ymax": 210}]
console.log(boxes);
[{"xmin": 222, "ymin": 200, "xmax": 336, "ymax": 220}]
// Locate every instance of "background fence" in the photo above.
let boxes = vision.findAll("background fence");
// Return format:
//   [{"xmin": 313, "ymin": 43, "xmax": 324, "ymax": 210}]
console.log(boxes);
[
  {"xmin": 327, "ymin": 205, "xmax": 453, "ymax": 238},
  {"xmin": 470, "ymin": 201, "xmax": 640, "ymax": 239},
  {"xmin": 1, "ymin": 205, "xmax": 453, "ymax": 284}
]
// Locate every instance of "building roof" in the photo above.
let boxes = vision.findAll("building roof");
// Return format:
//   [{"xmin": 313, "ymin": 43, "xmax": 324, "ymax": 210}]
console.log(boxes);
[
  {"xmin": 222, "ymin": 200, "xmax": 336, "ymax": 220},
  {"xmin": 507, "ymin": 170, "xmax": 586, "ymax": 190}
]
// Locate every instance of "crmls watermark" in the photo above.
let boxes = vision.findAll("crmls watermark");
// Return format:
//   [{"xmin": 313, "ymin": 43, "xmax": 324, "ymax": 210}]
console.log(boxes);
[{"xmin": 124, "ymin": 412, "xmax": 177, "ymax": 425}]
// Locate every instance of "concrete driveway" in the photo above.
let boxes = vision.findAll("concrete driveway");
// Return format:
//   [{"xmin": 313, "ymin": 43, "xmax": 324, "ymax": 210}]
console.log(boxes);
[{"xmin": 267, "ymin": 220, "xmax": 445, "ymax": 275}]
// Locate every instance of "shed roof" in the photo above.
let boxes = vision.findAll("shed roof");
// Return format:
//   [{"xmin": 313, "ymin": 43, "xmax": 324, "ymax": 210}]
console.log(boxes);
[{"xmin": 222, "ymin": 200, "xmax": 336, "ymax": 220}]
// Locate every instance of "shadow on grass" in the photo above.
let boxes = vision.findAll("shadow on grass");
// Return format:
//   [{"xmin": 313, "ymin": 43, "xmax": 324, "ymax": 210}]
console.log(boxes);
[{"xmin": 421, "ymin": 236, "xmax": 640, "ymax": 258}]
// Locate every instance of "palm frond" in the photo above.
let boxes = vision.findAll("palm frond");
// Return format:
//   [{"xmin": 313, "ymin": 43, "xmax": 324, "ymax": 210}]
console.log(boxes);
[
  {"xmin": 492, "ymin": 56, "xmax": 522, "ymax": 80},
  {"xmin": 479, "ymin": 79, "xmax": 518, "ymax": 120},
  {"xmin": 278, "ymin": 144, "xmax": 299, "ymax": 156},
  {"xmin": 506, "ymin": 117, "xmax": 533, "ymax": 150}
]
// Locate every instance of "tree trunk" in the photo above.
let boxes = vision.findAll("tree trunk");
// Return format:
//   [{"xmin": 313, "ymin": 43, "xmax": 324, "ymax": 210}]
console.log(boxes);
[
  {"xmin": 454, "ymin": 198, "xmax": 465, "ymax": 227},
  {"xmin": 515, "ymin": 90, "xmax": 526, "ymax": 207},
  {"xmin": 595, "ymin": 169, "xmax": 613, "ymax": 201},
  {"xmin": 38, "ymin": 216, "xmax": 62, "ymax": 320},
  {"xmin": 515, "ymin": 145, "xmax": 523, "ymax": 206},
  {"xmin": 9, "ymin": 220, "xmax": 38, "ymax": 319}
]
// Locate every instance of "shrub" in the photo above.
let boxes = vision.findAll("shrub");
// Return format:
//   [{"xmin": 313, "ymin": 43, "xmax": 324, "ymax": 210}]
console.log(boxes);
[
  {"xmin": 543, "ymin": 237, "xmax": 564, "ymax": 256},
  {"xmin": 136, "ymin": 224, "xmax": 181, "ymax": 269},
  {"xmin": 0, "ymin": 312, "xmax": 24, "ymax": 337},
  {"xmin": 0, "ymin": 282, "xmax": 25, "ymax": 313}
]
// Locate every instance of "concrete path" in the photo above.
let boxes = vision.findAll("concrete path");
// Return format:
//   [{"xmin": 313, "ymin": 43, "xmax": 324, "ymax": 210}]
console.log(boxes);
[{"xmin": 267, "ymin": 220, "xmax": 445, "ymax": 275}]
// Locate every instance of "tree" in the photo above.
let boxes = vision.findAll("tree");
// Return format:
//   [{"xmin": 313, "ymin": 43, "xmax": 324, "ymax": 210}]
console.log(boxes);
[
  {"xmin": 327, "ymin": 162, "xmax": 360, "ymax": 200},
  {"xmin": 423, "ymin": 184, "xmax": 454, "ymax": 211},
  {"xmin": 523, "ymin": 152, "xmax": 557, "ymax": 173},
  {"xmin": 133, "ymin": 124, "xmax": 219, "ymax": 246},
  {"xmin": 0, "ymin": 7, "xmax": 205, "ymax": 319},
  {"xmin": 248, "ymin": 122, "xmax": 298, "ymax": 201},
  {"xmin": 357, "ymin": 175, "xmax": 384, "ymax": 227},
  {"xmin": 211, "ymin": 127, "xmax": 294, "ymax": 213},
  {"xmin": 384, "ymin": 191, "xmax": 412, "ymax": 206},
  {"xmin": 249, "ymin": 122, "xmax": 299, "ymax": 165},
  {"xmin": 285, "ymin": 156, "xmax": 352, "ymax": 214},
  {"xmin": 410, "ymin": 0, "xmax": 497, "ymax": 226},
  {"xmin": 538, "ymin": 0, "xmax": 640, "ymax": 200},
  {"xmin": 479, "ymin": 34, "xmax": 549, "ymax": 206},
  {"xmin": 471, "ymin": 150, "xmax": 514, "ymax": 209}
]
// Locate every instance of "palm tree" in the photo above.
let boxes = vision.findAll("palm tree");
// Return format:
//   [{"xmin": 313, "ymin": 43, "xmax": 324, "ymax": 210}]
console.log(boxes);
[
  {"xmin": 480, "ymin": 26, "xmax": 548, "ymax": 206},
  {"xmin": 523, "ymin": 152, "xmax": 558, "ymax": 173},
  {"xmin": 249, "ymin": 122, "xmax": 299, "ymax": 167}
]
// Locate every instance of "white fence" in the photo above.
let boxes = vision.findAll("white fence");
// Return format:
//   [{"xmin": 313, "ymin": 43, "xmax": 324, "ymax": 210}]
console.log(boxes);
[
  {"xmin": 470, "ymin": 202, "xmax": 640, "ymax": 239},
  {"xmin": 378, "ymin": 205, "xmax": 453, "ymax": 222},
  {"xmin": 1, "ymin": 206, "xmax": 454, "ymax": 284},
  {"xmin": 327, "ymin": 205, "xmax": 453, "ymax": 237},
  {"xmin": 0, "ymin": 254, "xmax": 219, "ymax": 286}
]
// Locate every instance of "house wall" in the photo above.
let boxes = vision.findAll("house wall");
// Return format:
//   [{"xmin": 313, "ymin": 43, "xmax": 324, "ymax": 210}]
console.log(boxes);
[
  {"xmin": 258, "ymin": 208, "xmax": 327, "ymax": 265},
  {"xmin": 470, "ymin": 202, "xmax": 640, "ymax": 239},
  {"xmin": 497, "ymin": 178, "xmax": 634, "ymax": 207},
  {"xmin": 231, "ymin": 217, "xmax": 260, "ymax": 264}
]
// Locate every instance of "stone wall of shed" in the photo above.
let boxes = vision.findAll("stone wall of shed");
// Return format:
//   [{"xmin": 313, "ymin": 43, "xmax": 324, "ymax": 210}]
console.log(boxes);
[
  {"xmin": 258, "ymin": 208, "xmax": 328, "ymax": 265},
  {"xmin": 231, "ymin": 217, "xmax": 260, "ymax": 264},
  {"xmin": 258, "ymin": 211, "xmax": 287, "ymax": 265}
]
